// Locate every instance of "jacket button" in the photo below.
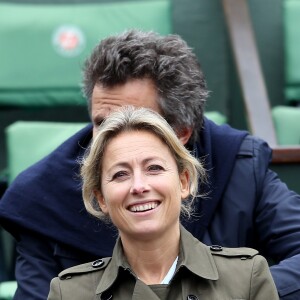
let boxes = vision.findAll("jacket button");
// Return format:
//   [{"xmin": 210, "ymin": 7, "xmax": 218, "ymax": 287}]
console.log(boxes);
[
  {"xmin": 92, "ymin": 259, "xmax": 104, "ymax": 268},
  {"xmin": 210, "ymin": 245, "xmax": 223, "ymax": 252},
  {"xmin": 187, "ymin": 295, "xmax": 199, "ymax": 300}
]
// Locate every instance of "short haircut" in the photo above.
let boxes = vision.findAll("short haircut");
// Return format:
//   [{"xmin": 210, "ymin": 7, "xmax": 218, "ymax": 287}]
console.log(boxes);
[{"xmin": 82, "ymin": 29, "xmax": 208, "ymax": 143}]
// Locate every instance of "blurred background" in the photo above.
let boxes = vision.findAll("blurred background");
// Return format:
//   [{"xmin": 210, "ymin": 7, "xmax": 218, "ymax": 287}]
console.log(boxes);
[{"xmin": 0, "ymin": 0, "xmax": 299, "ymax": 297}]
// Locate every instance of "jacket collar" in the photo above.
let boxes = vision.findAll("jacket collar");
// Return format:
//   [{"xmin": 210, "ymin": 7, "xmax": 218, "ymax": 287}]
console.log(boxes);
[
  {"xmin": 177, "ymin": 225, "xmax": 218, "ymax": 280},
  {"xmin": 96, "ymin": 225, "xmax": 219, "ymax": 295},
  {"xmin": 96, "ymin": 237, "xmax": 131, "ymax": 295},
  {"xmin": 182, "ymin": 118, "xmax": 248, "ymax": 240}
]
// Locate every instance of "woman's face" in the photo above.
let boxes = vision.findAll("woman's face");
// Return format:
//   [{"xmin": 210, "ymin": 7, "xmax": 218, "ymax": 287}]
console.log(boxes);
[{"xmin": 95, "ymin": 130, "xmax": 189, "ymax": 241}]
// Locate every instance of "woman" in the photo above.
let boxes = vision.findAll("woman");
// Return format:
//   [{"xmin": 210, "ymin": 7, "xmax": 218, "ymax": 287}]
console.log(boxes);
[{"xmin": 48, "ymin": 106, "xmax": 278, "ymax": 300}]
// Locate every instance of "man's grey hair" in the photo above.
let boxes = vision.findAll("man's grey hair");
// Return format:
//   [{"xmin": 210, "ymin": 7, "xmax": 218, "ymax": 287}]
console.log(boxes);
[{"xmin": 82, "ymin": 29, "xmax": 208, "ymax": 143}]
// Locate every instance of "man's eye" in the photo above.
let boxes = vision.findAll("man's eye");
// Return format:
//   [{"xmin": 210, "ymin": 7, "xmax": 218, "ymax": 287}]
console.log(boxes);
[{"xmin": 93, "ymin": 119, "xmax": 104, "ymax": 127}]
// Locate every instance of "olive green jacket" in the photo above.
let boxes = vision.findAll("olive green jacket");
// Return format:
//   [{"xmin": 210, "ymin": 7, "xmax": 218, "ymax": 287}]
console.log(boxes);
[{"xmin": 48, "ymin": 226, "xmax": 279, "ymax": 300}]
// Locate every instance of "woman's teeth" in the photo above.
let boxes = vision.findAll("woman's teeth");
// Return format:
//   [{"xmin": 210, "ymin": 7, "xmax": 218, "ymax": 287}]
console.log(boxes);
[{"xmin": 129, "ymin": 202, "xmax": 158, "ymax": 212}]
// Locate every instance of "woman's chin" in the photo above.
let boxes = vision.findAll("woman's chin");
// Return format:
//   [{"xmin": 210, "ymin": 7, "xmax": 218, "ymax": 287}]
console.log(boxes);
[{"xmin": 121, "ymin": 222, "xmax": 166, "ymax": 241}]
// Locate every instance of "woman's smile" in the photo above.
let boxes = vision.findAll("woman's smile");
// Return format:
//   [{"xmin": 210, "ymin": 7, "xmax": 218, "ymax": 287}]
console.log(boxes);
[{"xmin": 127, "ymin": 201, "xmax": 161, "ymax": 213}]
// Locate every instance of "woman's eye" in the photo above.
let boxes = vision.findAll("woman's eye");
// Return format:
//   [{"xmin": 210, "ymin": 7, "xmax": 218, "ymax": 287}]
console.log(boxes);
[
  {"xmin": 112, "ymin": 171, "xmax": 128, "ymax": 180},
  {"xmin": 148, "ymin": 165, "xmax": 164, "ymax": 172}
]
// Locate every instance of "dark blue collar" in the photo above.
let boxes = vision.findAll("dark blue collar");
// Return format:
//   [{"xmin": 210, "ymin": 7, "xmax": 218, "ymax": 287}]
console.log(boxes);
[{"xmin": 181, "ymin": 118, "xmax": 248, "ymax": 239}]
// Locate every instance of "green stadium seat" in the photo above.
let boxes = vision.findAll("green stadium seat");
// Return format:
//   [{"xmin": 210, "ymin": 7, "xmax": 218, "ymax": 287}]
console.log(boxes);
[
  {"xmin": 272, "ymin": 106, "xmax": 300, "ymax": 145},
  {"xmin": 269, "ymin": 1, "xmax": 300, "ymax": 146},
  {"xmin": 0, "ymin": 281, "xmax": 17, "ymax": 300},
  {"xmin": 284, "ymin": 0, "xmax": 300, "ymax": 105},
  {"xmin": 2, "ymin": 121, "xmax": 88, "ymax": 291},
  {"xmin": 5, "ymin": 121, "xmax": 88, "ymax": 184},
  {"xmin": 0, "ymin": 0, "xmax": 171, "ymax": 107},
  {"xmin": 204, "ymin": 111, "xmax": 227, "ymax": 125}
]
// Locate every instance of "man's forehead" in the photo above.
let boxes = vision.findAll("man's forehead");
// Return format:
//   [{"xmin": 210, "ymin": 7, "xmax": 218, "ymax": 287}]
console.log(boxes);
[{"xmin": 91, "ymin": 79, "xmax": 161, "ymax": 118}]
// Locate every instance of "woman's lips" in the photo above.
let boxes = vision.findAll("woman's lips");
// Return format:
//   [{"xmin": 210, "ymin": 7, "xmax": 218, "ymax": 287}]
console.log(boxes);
[{"xmin": 128, "ymin": 201, "xmax": 160, "ymax": 212}]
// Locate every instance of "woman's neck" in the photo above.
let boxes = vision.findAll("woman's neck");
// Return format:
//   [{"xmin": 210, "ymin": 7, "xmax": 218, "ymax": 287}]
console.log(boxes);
[{"xmin": 120, "ymin": 226, "xmax": 180, "ymax": 285}]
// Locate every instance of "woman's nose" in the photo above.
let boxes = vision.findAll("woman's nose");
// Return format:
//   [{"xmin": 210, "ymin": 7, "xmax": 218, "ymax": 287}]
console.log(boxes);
[{"xmin": 130, "ymin": 174, "xmax": 148, "ymax": 194}]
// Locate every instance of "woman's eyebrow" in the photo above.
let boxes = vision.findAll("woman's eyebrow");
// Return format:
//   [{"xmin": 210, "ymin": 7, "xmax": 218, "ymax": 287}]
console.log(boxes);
[{"xmin": 107, "ymin": 156, "xmax": 166, "ymax": 170}]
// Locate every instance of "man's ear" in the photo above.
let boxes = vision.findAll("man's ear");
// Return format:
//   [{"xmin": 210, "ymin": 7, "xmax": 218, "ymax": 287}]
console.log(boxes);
[
  {"xmin": 94, "ymin": 190, "xmax": 108, "ymax": 214},
  {"xmin": 177, "ymin": 127, "xmax": 193, "ymax": 145},
  {"xmin": 179, "ymin": 170, "xmax": 190, "ymax": 200}
]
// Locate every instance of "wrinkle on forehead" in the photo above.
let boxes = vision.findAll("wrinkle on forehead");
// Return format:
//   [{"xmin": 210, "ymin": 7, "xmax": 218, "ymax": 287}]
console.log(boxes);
[
  {"xmin": 91, "ymin": 79, "xmax": 161, "ymax": 125},
  {"xmin": 102, "ymin": 131, "xmax": 176, "ymax": 171}
]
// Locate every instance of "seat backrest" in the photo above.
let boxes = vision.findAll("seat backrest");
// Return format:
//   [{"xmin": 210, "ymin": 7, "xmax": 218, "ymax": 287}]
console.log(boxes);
[
  {"xmin": 204, "ymin": 111, "xmax": 227, "ymax": 125},
  {"xmin": 272, "ymin": 106, "xmax": 300, "ymax": 145},
  {"xmin": 283, "ymin": 0, "xmax": 300, "ymax": 105},
  {"xmin": 0, "ymin": 0, "xmax": 171, "ymax": 107},
  {"xmin": 0, "ymin": 281, "xmax": 17, "ymax": 300},
  {"xmin": 5, "ymin": 121, "xmax": 88, "ymax": 183}
]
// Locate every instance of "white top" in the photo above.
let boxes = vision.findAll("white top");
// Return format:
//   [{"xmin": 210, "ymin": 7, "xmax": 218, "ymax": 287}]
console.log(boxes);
[{"xmin": 160, "ymin": 256, "xmax": 178, "ymax": 284}]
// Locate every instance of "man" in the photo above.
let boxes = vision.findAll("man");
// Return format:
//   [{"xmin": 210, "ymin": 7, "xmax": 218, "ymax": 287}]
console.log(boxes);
[{"xmin": 0, "ymin": 30, "xmax": 299, "ymax": 300}]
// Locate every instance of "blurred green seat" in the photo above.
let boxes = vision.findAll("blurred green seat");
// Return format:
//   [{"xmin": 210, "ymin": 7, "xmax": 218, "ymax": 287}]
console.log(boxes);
[
  {"xmin": 272, "ymin": 106, "xmax": 300, "ymax": 145},
  {"xmin": 2, "ymin": 121, "xmax": 87, "ymax": 296},
  {"xmin": 283, "ymin": 0, "xmax": 300, "ymax": 105},
  {"xmin": 204, "ymin": 111, "xmax": 227, "ymax": 125},
  {"xmin": 0, "ymin": 0, "xmax": 171, "ymax": 107},
  {"xmin": 0, "ymin": 281, "xmax": 17, "ymax": 300},
  {"xmin": 5, "ymin": 121, "xmax": 88, "ymax": 184},
  {"xmin": 269, "ymin": 1, "xmax": 300, "ymax": 146}
]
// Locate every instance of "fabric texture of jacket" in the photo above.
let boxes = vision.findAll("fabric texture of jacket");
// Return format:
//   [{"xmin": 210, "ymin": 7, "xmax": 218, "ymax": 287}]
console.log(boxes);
[
  {"xmin": 0, "ymin": 118, "xmax": 300, "ymax": 299},
  {"xmin": 48, "ymin": 226, "xmax": 279, "ymax": 300}
]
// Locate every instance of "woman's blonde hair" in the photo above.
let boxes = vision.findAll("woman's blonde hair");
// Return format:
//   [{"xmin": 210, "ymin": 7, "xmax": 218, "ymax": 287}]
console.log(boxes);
[{"xmin": 80, "ymin": 106, "xmax": 206, "ymax": 222}]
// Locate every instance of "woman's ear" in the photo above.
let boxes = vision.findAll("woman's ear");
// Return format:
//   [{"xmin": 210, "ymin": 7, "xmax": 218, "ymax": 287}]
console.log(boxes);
[
  {"xmin": 179, "ymin": 170, "xmax": 190, "ymax": 200},
  {"xmin": 94, "ymin": 190, "xmax": 108, "ymax": 214}
]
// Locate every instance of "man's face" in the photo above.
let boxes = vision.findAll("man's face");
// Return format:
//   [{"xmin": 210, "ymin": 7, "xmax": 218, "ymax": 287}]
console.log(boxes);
[{"xmin": 91, "ymin": 78, "xmax": 161, "ymax": 136}]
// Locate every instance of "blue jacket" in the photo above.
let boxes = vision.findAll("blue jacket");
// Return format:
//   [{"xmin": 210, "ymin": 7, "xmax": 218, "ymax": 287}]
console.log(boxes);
[{"xmin": 0, "ymin": 118, "xmax": 299, "ymax": 299}]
